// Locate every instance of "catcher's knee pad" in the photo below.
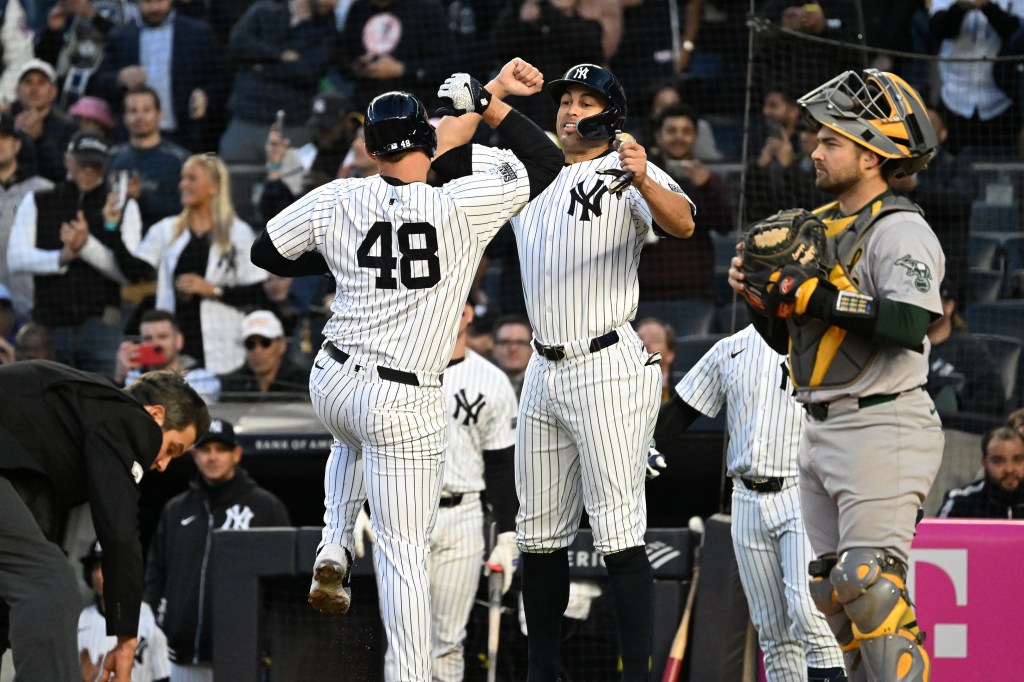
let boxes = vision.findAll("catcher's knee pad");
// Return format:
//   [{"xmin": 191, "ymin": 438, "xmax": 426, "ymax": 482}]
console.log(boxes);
[
  {"xmin": 831, "ymin": 548, "xmax": 929, "ymax": 681},
  {"xmin": 808, "ymin": 554, "xmax": 856, "ymax": 650}
]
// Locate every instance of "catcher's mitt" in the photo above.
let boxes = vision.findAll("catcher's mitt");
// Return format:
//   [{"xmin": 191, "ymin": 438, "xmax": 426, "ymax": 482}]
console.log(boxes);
[{"xmin": 740, "ymin": 209, "xmax": 833, "ymax": 317}]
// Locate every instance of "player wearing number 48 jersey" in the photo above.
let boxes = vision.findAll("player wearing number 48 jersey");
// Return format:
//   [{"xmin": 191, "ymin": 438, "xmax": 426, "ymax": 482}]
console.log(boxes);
[
  {"xmin": 652, "ymin": 325, "xmax": 846, "ymax": 682},
  {"xmin": 251, "ymin": 58, "xmax": 562, "ymax": 682},
  {"xmin": 436, "ymin": 63, "xmax": 695, "ymax": 681}
]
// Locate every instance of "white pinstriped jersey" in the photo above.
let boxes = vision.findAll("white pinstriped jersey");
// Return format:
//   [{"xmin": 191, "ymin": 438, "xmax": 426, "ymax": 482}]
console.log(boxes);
[
  {"xmin": 471, "ymin": 148, "xmax": 694, "ymax": 344},
  {"xmin": 78, "ymin": 602, "xmax": 170, "ymax": 682},
  {"xmin": 673, "ymin": 325, "xmax": 800, "ymax": 479},
  {"xmin": 442, "ymin": 349, "xmax": 518, "ymax": 493},
  {"xmin": 266, "ymin": 147, "xmax": 531, "ymax": 374}
]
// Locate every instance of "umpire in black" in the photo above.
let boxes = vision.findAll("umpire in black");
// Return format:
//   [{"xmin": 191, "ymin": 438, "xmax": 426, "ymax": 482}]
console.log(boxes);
[{"xmin": 0, "ymin": 361, "xmax": 210, "ymax": 681}]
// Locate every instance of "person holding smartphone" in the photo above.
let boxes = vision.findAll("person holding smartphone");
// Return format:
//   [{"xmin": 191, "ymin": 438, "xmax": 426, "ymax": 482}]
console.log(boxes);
[{"xmin": 113, "ymin": 308, "xmax": 220, "ymax": 404}]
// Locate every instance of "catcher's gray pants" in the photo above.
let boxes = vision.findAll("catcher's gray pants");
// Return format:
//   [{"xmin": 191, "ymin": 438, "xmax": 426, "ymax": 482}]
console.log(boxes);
[
  {"xmin": 797, "ymin": 387, "xmax": 943, "ymax": 564},
  {"xmin": 0, "ymin": 475, "xmax": 79, "ymax": 682}
]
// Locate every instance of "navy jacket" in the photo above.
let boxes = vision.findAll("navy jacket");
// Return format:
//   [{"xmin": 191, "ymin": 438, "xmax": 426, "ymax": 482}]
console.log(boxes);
[{"xmin": 91, "ymin": 13, "xmax": 226, "ymax": 144}]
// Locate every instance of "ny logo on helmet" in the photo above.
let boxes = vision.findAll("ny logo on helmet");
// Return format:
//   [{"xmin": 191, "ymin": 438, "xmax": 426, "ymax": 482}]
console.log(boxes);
[
  {"xmin": 895, "ymin": 255, "xmax": 932, "ymax": 293},
  {"xmin": 574, "ymin": 66, "xmax": 590, "ymax": 79}
]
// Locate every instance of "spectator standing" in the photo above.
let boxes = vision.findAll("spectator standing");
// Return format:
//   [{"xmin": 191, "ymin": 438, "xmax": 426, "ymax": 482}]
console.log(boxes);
[
  {"xmin": 930, "ymin": 0, "xmax": 1024, "ymax": 154},
  {"xmin": 144, "ymin": 418, "xmax": 289, "ymax": 682},
  {"xmin": 219, "ymin": 0, "xmax": 337, "ymax": 163},
  {"xmin": 77, "ymin": 539, "xmax": 171, "ymax": 682},
  {"xmin": 938, "ymin": 426, "xmax": 1024, "ymax": 518},
  {"xmin": 108, "ymin": 85, "xmax": 189, "ymax": 232},
  {"xmin": 0, "ymin": 110, "xmax": 52, "ymax": 318},
  {"xmin": 0, "ymin": 364, "xmax": 208, "ymax": 682},
  {"xmin": 116, "ymin": 154, "xmax": 269, "ymax": 374},
  {"xmin": 113, "ymin": 308, "xmax": 220, "ymax": 403},
  {"xmin": 489, "ymin": 314, "xmax": 532, "ymax": 400},
  {"xmin": 91, "ymin": 0, "xmax": 224, "ymax": 152},
  {"xmin": 0, "ymin": 0, "xmax": 34, "ymax": 111},
  {"xmin": 644, "ymin": 104, "xmax": 733, "ymax": 300},
  {"xmin": 11, "ymin": 58, "xmax": 78, "ymax": 182},
  {"xmin": 336, "ymin": 0, "xmax": 457, "ymax": 112},
  {"xmin": 219, "ymin": 309, "xmax": 308, "ymax": 398},
  {"xmin": 7, "ymin": 131, "xmax": 141, "ymax": 374},
  {"xmin": 490, "ymin": 0, "xmax": 603, "ymax": 127}
]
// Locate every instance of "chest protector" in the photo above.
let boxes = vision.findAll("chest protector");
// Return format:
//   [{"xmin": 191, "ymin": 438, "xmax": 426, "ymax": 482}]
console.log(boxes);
[{"xmin": 787, "ymin": 195, "xmax": 923, "ymax": 389}]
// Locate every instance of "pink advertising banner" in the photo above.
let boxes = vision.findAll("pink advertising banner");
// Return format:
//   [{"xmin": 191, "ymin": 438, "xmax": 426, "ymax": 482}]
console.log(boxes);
[{"xmin": 909, "ymin": 519, "xmax": 1024, "ymax": 679}]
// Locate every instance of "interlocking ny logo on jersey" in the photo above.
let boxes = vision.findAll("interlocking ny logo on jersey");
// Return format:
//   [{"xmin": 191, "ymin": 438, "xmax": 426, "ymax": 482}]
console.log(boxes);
[
  {"xmin": 221, "ymin": 504, "xmax": 255, "ymax": 529},
  {"xmin": 453, "ymin": 389, "xmax": 486, "ymax": 425},
  {"xmin": 568, "ymin": 178, "xmax": 608, "ymax": 221}
]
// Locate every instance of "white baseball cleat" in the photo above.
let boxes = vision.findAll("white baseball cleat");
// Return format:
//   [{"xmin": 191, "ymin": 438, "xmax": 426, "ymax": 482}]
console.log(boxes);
[{"xmin": 308, "ymin": 544, "xmax": 352, "ymax": 615}]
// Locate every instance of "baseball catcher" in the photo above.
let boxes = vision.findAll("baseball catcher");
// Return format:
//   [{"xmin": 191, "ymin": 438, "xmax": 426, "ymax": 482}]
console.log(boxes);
[{"xmin": 739, "ymin": 208, "xmax": 834, "ymax": 320}]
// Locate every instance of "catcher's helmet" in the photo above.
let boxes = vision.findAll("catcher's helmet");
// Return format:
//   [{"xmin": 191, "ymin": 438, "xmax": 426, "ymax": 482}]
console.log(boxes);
[
  {"xmin": 81, "ymin": 540, "xmax": 102, "ymax": 587},
  {"xmin": 363, "ymin": 91, "xmax": 437, "ymax": 158},
  {"xmin": 546, "ymin": 63, "xmax": 627, "ymax": 141},
  {"xmin": 798, "ymin": 69, "xmax": 937, "ymax": 179}
]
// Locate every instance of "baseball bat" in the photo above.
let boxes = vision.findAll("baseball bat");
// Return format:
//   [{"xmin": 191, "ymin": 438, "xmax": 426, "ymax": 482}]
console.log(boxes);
[
  {"xmin": 486, "ymin": 568, "xmax": 503, "ymax": 682},
  {"xmin": 662, "ymin": 517, "xmax": 704, "ymax": 682}
]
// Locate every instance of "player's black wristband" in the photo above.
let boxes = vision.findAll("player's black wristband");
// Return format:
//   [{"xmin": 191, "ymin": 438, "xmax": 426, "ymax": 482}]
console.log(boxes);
[
  {"xmin": 494, "ymin": 108, "xmax": 564, "ymax": 199},
  {"xmin": 482, "ymin": 446, "xmax": 516, "ymax": 533}
]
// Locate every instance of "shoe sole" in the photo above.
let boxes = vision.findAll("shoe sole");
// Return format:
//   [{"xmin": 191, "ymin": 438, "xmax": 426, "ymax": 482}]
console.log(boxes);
[{"xmin": 308, "ymin": 560, "xmax": 351, "ymax": 615}]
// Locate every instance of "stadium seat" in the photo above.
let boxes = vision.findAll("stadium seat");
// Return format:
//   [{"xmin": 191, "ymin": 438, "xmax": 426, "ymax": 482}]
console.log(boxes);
[
  {"xmin": 969, "ymin": 200, "xmax": 1020, "ymax": 233},
  {"xmin": 964, "ymin": 300, "xmax": 1024, "ymax": 342},
  {"xmin": 973, "ymin": 334, "xmax": 1024, "ymax": 411},
  {"xmin": 966, "ymin": 268, "xmax": 1004, "ymax": 304},
  {"xmin": 636, "ymin": 300, "xmax": 716, "ymax": 337},
  {"xmin": 715, "ymin": 300, "xmax": 751, "ymax": 334},
  {"xmin": 671, "ymin": 333, "xmax": 728, "ymax": 376},
  {"xmin": 967, "ymin": 233, "xmax": 1001, "ymax": 270}
]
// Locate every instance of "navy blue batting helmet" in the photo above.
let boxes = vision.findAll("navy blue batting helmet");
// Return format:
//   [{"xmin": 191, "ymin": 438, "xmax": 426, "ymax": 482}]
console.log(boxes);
[
  {"xmin": 363, "ymin": 91, "xmax": 437, "ymax": 158},
  {"xmin": 546, "ymin": 63, "xmax": 627, "ymax": 141}
]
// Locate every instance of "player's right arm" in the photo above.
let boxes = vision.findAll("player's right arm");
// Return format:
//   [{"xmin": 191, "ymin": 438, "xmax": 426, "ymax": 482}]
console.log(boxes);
[
  {"xmin": 250, "ymin": 184, "xmax": 332, "ymax": 277},
  {"xmin": 433, "ymin": 58, "xmax": 563, "ymax": 200},
  {"xmin": 654, "ymin": 340, "xmax": 728, "ymax": 450}
]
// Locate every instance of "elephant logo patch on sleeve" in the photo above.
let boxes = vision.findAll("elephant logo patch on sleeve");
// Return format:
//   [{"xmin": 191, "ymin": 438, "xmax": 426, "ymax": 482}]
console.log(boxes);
[{"xmin": 895, "ymin": 255, "xmax": 932, "ymax": 292}]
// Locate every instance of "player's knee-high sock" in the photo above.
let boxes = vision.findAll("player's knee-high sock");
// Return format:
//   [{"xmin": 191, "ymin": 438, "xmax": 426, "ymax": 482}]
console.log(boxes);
[
  {"xmin": 604, "ymin": 545, "xmax": 653, "ymax": 682},
  {"xmin": 522, "ymin": 549, "xmax": 570, "ymax": 682}
]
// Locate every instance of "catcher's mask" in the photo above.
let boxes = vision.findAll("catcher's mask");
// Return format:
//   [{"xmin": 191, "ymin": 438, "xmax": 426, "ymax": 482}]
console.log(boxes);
[
  {"xmin": 798, "ymin": 69, "xmax": 937, "ymax": 179},
  {"xmin": 364, "ymin": 91, "xmax": 437, "ymax": 158},
  {"xmin": 546, "ymin": 63, "xmax": 627, "ymax": 141}
]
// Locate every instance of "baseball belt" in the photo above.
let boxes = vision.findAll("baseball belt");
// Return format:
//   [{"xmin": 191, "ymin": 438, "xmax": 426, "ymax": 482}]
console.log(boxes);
[
  {"xmin": 323, "ymin": 341, "xmax": 433, "ymax": 386},
  {"xmin": 532, "ymin": 329, "xmax": 620, "ymax": 362}
]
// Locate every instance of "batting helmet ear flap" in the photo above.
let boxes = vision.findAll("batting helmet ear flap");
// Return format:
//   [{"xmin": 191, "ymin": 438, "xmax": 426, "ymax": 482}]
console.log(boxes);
[{"xmin": 546, "ymin": 63, "xmax": 628, "ymax": 141}]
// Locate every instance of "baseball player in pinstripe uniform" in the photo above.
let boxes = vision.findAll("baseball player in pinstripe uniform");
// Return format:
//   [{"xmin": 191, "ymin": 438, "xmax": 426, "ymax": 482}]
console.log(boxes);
[
  {"xmin": 730, "ymin": 70, "xmax": 944, "ymax": 681},
  {"xmin": 78, "ymin": 540, "xmax": 171, "ymax": 682},
  {"xmin": 436, "ymin": 63, "xmax": 696, "ymax": 682},
  {"xmin": 250, "ymin": 59, "xmax": 562, "ymax": 682},
  {"xmin": 651, "ymin": 325, "xmax": 846, "ymax": 681}
]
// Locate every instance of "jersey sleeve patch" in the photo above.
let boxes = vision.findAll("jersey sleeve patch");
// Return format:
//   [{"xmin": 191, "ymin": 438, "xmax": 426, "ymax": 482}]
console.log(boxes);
[
  {"xmin": 894, "ymin": 254, "xmax": 933, "ymax": 293},
  {"xmin": 497, "ymin": 162, "xmax": 518, "ymax": 183}
]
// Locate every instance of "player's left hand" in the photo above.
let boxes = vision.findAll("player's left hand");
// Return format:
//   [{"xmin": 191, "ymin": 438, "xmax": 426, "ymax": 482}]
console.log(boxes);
[
  {"xmin": 646, "ymin": 447, "xmax": 667, "ymax": 480},
  {"xmin": 436, "ymin": 73, "xmax": 491, "ymax": 117},
  {"xmin": 484, "ymin": 531, "xmax": 519, "ymax": 594}
]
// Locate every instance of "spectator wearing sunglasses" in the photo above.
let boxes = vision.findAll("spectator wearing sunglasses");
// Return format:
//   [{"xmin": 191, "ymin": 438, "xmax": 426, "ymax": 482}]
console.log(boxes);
[{"xmin": 219, "ymin": 310, "xmax": 308, "ymax": 399}]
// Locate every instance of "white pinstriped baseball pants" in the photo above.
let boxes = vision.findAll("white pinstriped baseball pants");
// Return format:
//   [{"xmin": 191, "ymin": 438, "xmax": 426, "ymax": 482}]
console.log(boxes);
[
  {"xmin": 731, "ymin": 483, "xmax": 845, "ymax": 681},
  {"xmin": 311, "ymin": 349, "xmax": 446, "ymax": 682},
  {"xmin": 515, "ymin": 323, "xmax": 661, "ymax": 555}
]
